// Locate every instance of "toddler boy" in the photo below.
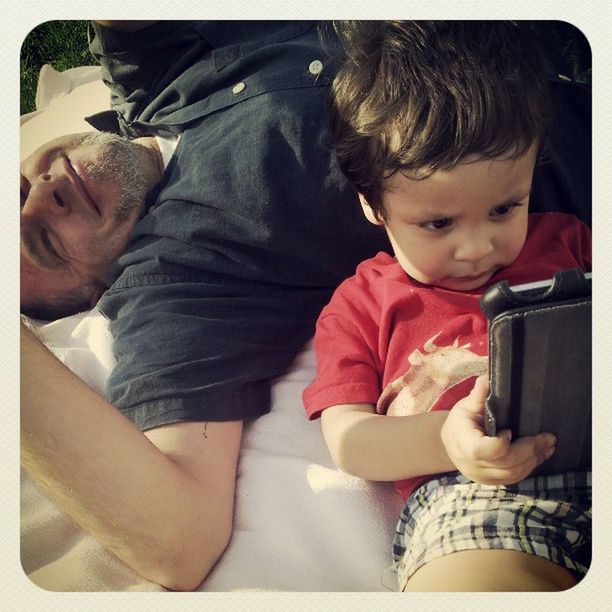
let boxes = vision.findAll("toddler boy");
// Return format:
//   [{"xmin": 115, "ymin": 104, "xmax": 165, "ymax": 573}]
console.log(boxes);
[{"xmin": 303, "ymin": 21, "xmax": 591, "ymax": 591}]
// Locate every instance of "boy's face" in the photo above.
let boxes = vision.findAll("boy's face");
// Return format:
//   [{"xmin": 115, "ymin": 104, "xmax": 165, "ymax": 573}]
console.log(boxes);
[{"xmin": 361, "ymin": 145, "xmax": 537, "ymax": 291}]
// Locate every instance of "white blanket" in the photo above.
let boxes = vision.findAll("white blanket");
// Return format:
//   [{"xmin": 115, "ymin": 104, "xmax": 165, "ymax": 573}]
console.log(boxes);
[{"xmin": 20, "ymin": 65, "xmax": 403, "ymax": 592}]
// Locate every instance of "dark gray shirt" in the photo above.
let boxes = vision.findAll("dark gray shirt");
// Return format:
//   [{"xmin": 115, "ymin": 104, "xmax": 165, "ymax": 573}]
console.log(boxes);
[{"xmin": 90, "ymin": 21, "xmax": 390, "ymax": 429}]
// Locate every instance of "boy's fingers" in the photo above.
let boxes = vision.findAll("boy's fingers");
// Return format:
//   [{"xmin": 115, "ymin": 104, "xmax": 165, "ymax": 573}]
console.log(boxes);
[
  {"xmin": 508, "ymin": 434, "xmax": 556, "ymax": 468},
  {"xmin": 458, "ymin": 374, "xmax": 489, "ymax": 415},
  {"xmin": 468, "ymin": 463, "xmax": 532, "ymax": 486},
  {"xmin": 473, "ymin": 429, "xmax": 511, "ymax": 461},
  {"xmin": 533, "ymin": 432, "xmax": 557, "ymax": 463},
  {"xmin": 477, "ymin": 433, "xmax": 556, "ymax": 470},
  {"xmin": 465, "ymin": 449, "xmax": 537, "ymax": 485}
]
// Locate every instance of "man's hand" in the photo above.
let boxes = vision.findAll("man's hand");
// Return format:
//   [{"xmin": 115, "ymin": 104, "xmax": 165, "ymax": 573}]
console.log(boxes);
[{"xmin": 440, "ymin": 375, "xmax": 557, "ymax": 485}]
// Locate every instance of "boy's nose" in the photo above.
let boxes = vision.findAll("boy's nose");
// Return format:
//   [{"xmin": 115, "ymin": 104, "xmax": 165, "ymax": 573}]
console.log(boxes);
[{"xmin": 454, "ymin": 231, "xmax": 494, "ymax": 262}]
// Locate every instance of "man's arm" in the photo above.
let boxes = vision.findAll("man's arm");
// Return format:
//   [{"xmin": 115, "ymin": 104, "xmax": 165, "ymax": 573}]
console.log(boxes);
[{"xmin": 20, "ymin": 322, "xmax": 242, "ymax": 591}]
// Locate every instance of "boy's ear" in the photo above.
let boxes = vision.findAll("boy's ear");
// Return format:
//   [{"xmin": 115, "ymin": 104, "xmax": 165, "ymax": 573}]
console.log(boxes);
[{"xmin": 358, "ymin": 194, "xmax": 384, "ymax": 226}]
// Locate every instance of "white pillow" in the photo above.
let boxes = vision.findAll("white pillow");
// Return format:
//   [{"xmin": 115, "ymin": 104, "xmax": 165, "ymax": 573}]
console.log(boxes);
[{"xmin": 21, "ymin": 65, "xmax": 106, "ymax": 160}]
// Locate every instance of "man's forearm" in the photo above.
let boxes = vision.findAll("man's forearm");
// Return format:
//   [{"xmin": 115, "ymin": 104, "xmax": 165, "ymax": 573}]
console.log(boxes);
[{"xmin": 20, "ymin": 322, "xmax": 240, "ymax": 590}]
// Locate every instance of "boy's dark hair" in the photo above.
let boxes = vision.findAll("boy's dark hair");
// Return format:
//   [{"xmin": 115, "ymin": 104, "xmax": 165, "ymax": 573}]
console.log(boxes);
[{"xmin": 329, "ymin": 21, "xmax": 553, "ymax": 219}]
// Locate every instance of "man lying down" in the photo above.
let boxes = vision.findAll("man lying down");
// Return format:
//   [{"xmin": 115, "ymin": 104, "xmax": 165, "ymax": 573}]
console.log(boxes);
[{"xmin": 20, "ymin": 20, "xmax": 591, "ymax": 590}]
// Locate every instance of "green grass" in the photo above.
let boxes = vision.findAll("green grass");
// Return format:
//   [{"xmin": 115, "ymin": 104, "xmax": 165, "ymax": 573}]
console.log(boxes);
[
  {"xmin": 20, "ymin": 20, "xmax": 91, "ymax": 115},
  {"xmin": 524, "ymin": 21, "xmax": 591, "ymax": 84}
]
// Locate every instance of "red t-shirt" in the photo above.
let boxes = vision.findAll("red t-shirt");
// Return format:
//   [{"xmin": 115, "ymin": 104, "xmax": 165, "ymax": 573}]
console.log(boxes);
[{"xmin": 303, "ymin": 213, "xmax": 591, "ymax": 500}]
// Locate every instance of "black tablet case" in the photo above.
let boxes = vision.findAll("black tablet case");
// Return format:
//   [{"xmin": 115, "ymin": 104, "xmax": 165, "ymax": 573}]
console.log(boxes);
[{"xmin": 480, "ymin": 268, "xmax": 591, "ymax": 476}]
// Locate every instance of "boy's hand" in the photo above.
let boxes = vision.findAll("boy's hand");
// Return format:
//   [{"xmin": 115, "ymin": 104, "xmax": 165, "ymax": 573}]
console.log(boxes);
[{"xmin": 440, "ymin": 375, "xmax": 557, "ymax": 485}]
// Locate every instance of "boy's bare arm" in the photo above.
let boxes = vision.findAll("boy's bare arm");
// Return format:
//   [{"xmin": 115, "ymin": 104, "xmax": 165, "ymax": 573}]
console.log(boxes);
[
  {"xmin": 20, "ymin": 322, "xmax": 242, "ymax": 591},
  {"xmin": 321, "ymin": 403, "xmax": 453, "ymax": 481},
  {"xmin": 321, "ymin": 377, "xmax": 557, "ymax": 484}
]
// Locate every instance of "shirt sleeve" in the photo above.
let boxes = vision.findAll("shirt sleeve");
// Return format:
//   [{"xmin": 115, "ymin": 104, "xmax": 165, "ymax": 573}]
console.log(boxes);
[
  {"xmin": 89, "ymin": 21, "xmax": 210, "ymax": 135},
  {"xmin": 302, "ymin": 312, "xmax": 381, "ymax": 420},
  {"xmin": 102, "ymin": 278, "xmax": 327, "ymax": 431}
]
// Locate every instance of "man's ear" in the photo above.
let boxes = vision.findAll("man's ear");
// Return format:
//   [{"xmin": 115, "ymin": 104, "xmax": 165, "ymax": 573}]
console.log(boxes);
[
  {"xmin": 89, "ymin": 284, "xmax": 108, "ymax": 308},
  {"xmin": 358, "ymin": 194, "xmax": 384, "ymax": 226}
]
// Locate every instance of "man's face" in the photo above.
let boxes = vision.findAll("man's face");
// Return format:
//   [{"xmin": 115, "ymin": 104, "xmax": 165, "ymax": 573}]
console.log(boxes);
[
  {"xmin": 20, "ymin": 132, "xmax": 157, "ymax": 317},
  {"xmin": 361, "ymin": 145, "xmax": 538, "ymax": 292}
]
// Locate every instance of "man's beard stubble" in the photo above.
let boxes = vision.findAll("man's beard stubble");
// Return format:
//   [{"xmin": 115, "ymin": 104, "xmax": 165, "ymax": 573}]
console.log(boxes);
[{"xmin": 78, "ymin": 132, "xmax": 152, "ymax": 222}]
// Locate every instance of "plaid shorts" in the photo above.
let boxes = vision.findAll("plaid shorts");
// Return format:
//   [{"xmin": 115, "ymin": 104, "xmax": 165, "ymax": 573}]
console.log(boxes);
[{"xmin": 391, "ymin": 470, "xmax": 591, "ymax": 591}]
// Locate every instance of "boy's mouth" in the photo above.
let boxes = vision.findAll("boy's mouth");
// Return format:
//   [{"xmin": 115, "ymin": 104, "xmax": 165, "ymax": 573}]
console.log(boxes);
[
  {"xmin": 442, "ymin": 267, "xmax": 500, "ymax": 289},
  {"xmin": 454, "ymin": 273, "xmax": 489, "ymax": 282}
]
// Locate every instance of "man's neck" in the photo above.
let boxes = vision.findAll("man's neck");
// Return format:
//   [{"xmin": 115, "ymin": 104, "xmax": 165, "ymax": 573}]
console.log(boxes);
[{"xmin": 133, "ymin": 136, "xmax": 164, "ymax": 184}]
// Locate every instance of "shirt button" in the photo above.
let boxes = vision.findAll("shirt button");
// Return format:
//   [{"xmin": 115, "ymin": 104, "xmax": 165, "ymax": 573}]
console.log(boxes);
[
  {"xmin": 308, "ymin": 60, "xmax": 323, "ymax": 75},
  {"xmin": 232, "ymin": 82, "xmax": 246, "ymax": 94}
]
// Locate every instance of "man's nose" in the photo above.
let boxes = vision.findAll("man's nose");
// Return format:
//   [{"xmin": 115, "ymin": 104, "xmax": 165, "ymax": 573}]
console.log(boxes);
[
  {"xmin": 454, "ymin": 229, "xmax": 494, "ymax": 262},
  {"xmin": 24, "ymin": 174, "xmax": 71, "ymax": 218}
]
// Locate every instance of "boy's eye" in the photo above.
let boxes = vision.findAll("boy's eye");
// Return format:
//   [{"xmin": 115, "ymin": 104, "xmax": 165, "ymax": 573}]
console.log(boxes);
[
  {"xmin": 490, "ymin": 203, "xmax": 519, "ymax": 218},
  {"xmin": 419, "ymin": 218, "xmax": 453, "ymax": 231}
]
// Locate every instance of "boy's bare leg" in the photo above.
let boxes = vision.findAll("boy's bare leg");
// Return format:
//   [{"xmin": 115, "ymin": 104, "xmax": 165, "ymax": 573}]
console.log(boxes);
[{"xmin": 403, "ymin": 549, "xmax": 578, "ymax": 592}]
